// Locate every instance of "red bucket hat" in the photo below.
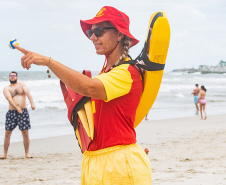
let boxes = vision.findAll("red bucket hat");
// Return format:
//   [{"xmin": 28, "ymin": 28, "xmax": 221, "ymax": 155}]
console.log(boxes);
[{"xmin": 80, "ymin": 6, "xmax": 139, "ymax": 47}]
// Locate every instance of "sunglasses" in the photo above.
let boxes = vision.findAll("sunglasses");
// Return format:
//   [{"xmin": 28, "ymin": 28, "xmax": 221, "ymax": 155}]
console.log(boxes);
[
  {"xmin": 9, "ymin": 75, "xmax": 17, "ymax": 77},
  {"xmin": 86, "ymin": 27, "xmax": 116, "ymax": 38}
]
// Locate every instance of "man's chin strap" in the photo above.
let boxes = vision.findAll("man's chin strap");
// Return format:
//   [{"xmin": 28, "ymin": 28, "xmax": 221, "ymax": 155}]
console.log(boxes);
[{"xmin": 101, "ymin": 41, "xmax": 120, "ymax": 73}]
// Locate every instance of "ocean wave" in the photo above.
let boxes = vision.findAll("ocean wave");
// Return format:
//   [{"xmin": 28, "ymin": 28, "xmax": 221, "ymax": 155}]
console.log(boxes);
[
  {"xmin": 172, "ymin": 93, "xmax": 185, "ymax": 98},
  {"xmin": 0, "ymin": 78, "xmax": 60, "ymax": 87},
  {"xmin": 167, "ymin": 72, "xmax": 188, "ymax": 75},
  {"xmin": 190, "ymin": 72, "xmax": 201, "ymax": 75},
  {"xmin": 160, "ymin": 84, "xmax": 195, "ymax": 91},
  {"xmin": 162, "ymin": 78, "xmax": 182, "ymax": 82},
  {"xmin": 208, "ymin": 100, "xmax": 226, "ymax": 102},
  {"xmin": 151, "ymin": 105, "xmax": 191, "ymax": 110},
  {"xmin": 35, "ymin": 102, "xmax": 67, "ymax": 110},
  {"xmin": 190, "ymin": 76, "xmax": 226, "ymax": 83},
  {"xmin": 31, "ymin": 121, "xmax": 69, "ymax": 127},
  {"xmin": 0, "ymin": 98, "xmax": 8, "ymax": 106},
  {"xmin": 32, "ymin": 93, "xmax": 64, "ymax": 102},
  {"xmin": 211, "ymin": 94, "xmax": 226, "ymax": 97},
  {"xmin": 23, "ymin": 79, "xmax": 60, "ymax": 87},
  {"xmin": 160, "ymin": 83, "xmax": 226, "ymax": 92},
  {"xmin": 0, "ymin": 81, "xmax": 9, "ymax": 89}
]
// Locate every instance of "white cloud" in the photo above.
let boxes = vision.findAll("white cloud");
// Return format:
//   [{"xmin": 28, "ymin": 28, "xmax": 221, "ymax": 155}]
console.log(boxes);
[
  {"xmin": 0, "ymin": 1, "xmax": 24, "ymax": 8},
  {"xmin": 51, "ymin": 23, "xmax": 75, "ymax": 32},
  {"xmin": 0, "ymin": 0, "xmax": 225, "ymax": 71}
]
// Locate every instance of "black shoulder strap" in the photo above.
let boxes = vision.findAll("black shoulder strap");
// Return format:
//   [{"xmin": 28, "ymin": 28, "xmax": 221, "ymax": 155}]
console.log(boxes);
[
  {"xmin": 135, "ymin": 50, "xmax": 165, "ymax": 71},
  {"xmin": 123, "ymin": 60, "xmax": 144, "ymax": 80}
]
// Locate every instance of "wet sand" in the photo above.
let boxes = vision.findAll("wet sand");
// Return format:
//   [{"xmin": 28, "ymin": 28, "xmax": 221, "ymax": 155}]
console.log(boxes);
[{"xmin": 1, "ymin": 114, "xmax": 225, "ymax": 185}]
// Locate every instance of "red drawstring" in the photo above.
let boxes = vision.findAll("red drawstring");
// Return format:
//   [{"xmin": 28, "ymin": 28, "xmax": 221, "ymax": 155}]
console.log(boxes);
[
  {"xmin": 100, "ymin": 41, "xmax": 120, "ymax": 73},
  {"xmin": 100, "ymin": 57, "xmax": 108, "ymax": 74}
]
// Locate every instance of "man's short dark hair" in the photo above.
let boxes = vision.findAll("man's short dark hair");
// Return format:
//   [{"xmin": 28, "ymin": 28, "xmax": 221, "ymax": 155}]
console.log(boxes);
[
  {"xmin": 195, "ymin": 84, "xmax": 198, "ymax": 86},
  {"xmin": 9, "ymin": 71, "xmax": 18, "ymax": 77}
]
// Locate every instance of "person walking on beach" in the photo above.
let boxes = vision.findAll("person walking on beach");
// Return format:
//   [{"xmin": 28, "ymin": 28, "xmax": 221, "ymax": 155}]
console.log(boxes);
[
  {"xmin": 0, "ymin": 71, "xmax": 35, "ymax": 159},
  {"xmin": 198, "ymin": 85, "xmax": 207, "ymax": 120},
  {"xmin": 192, "ymin": 84, "xmax": 200, "ymax": 114},
  {"xmin": 15, "ymin": 6, "xmax": 152, "ymax": 184}
]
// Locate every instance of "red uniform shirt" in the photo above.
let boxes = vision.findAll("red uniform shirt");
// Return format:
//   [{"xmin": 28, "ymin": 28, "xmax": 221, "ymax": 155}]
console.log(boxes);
[{"xmin": 88, "ymin": 63, "xmax": 143, "ymax": 151}]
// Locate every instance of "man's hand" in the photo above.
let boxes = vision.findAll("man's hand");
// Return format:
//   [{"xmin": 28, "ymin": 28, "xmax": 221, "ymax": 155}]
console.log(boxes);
[
  {"xmin": 16, "ymin": 106, "xmax": 23, "ymax": 114},
  {"xmin": 31, "ymin": 103, "xmax": 36, "ymax": 110}
]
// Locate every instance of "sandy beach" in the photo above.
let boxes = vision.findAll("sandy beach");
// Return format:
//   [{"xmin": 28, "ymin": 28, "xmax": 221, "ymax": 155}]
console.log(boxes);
[{"xmin": 0, "ymin": 114, "xmax": 225, "ymax": 185}]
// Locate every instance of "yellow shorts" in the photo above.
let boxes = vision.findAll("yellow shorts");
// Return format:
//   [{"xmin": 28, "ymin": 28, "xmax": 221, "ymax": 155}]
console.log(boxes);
[{"xmin": 81, "ymin": 144, "xmax": 152, "ymax": 185}]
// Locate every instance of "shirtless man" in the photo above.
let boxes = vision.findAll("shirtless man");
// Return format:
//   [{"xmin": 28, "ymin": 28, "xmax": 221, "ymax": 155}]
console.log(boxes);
[
  {"xmin": 192, "ymin": 84, "xmax": 200, "ymax": 114},
  {"xmin": 0, "ymin": 71, "xmax": 35, "ymax": 159}
]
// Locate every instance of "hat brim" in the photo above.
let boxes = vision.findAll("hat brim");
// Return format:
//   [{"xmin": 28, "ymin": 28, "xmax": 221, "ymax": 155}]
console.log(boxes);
[{"xmin": 80, "ymin": 18, "xmax": 139, "ymax": 47}]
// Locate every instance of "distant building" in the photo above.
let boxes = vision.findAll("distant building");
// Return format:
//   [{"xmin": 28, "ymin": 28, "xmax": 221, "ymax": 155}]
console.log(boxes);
[{"xmin": 173, "ymin": 60, "xmax": 226, "ymax": 74}]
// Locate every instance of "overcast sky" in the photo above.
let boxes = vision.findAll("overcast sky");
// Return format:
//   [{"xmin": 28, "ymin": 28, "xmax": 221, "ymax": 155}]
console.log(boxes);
[{"xmin": 0, "ymin": 0, "xmax": 225, "ymax": 72}]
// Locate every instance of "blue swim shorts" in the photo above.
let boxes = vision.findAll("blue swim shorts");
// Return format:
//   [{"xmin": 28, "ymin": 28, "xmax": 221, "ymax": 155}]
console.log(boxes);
[
  {"xmin": 194, "ymin": 96, "xmax": 199, "ymax": 104},
  {"xmin": 5, "ymin": 108, "xmax": 31, "ymax": 131}
]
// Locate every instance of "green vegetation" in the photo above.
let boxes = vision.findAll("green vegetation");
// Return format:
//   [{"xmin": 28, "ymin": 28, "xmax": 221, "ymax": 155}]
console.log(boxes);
[{"xmin": 218, "ymin": 60, "xmax": 226, "ymax": 67}]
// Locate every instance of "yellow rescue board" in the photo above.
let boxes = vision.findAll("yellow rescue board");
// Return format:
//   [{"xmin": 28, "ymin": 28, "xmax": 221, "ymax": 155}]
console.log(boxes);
[{"xmin": 134, "ymin": 12, "xmax": 170, "ymax": 128}]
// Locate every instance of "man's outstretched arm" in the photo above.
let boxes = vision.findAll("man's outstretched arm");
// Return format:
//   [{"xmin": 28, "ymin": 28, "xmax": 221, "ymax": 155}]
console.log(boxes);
[{"xmin": 22, "ymin": 83, "xmax": 35, "ymax": 110}]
